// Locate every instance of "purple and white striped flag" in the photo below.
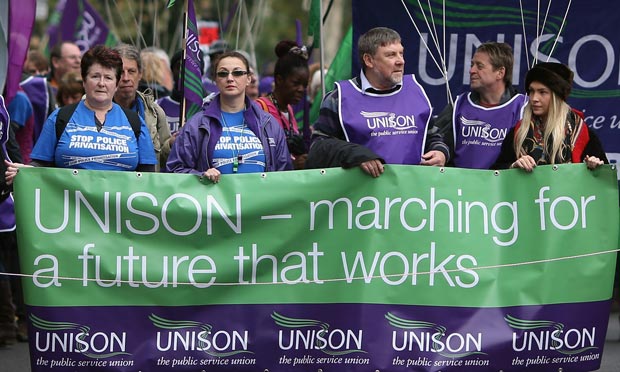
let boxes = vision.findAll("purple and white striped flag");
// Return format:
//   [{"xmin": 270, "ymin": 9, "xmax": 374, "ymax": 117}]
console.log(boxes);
[
  {"xmin": 47, "ymin": 0, "xmax": 116, "ymax": 54},
  {"xmin": 181, "ymin": 0, "xmax": 206, "ymax": 124}
]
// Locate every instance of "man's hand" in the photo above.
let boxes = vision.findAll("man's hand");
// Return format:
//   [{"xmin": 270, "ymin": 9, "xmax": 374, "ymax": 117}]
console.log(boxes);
[
  {"xmin": 420, "ymin": 150, "xmax": 446, "ymax": 166},
  {"xmin": 360, "ymin": 159, "xmax": 384, "ymax": 178},
  {"xmin": 168, "ymin": 131, "xmax": 178, "ymax": 147}
]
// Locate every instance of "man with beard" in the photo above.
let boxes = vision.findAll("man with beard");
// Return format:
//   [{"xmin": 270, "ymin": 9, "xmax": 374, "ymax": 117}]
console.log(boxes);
[{"xmin": 306, "ymin": 27, "xmax": 448, "ymax": 177}]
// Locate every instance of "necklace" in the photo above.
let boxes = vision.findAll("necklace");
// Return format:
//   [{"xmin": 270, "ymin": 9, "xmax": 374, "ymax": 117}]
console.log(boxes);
[
  {"xmin": 220, "ymin": 113, "xmax": 244, "ymax": 173},
  {"xmin": 269, "ymin": 93, "xmax": 284, "ymax": 111}
]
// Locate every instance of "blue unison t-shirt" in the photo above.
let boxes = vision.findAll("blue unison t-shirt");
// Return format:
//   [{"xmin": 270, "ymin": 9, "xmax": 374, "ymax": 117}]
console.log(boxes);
[
  {"xmin": 31, "ymin": 101, "xmax": 156, "ymax": 170},
  {"xmin": 212, "ymin": 111, "xmax": 266, "ymax": 174}
]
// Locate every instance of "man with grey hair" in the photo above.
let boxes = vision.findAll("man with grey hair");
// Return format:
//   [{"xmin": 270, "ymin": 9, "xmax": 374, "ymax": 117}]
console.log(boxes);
[
  {"xmin": 113, "ymin": 44, "xmax": 172, "ymax": 171},
  {"xmin": 306, "ymin": 27, "xmax": 448, "ymax": 177},
  {"xmin": 432, "ymin": 41, "xmax": 527, "ymax": 169}
]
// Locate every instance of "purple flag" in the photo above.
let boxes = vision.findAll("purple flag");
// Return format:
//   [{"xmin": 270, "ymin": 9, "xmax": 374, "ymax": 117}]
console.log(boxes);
[
  {"xmin": 181, "ymin": 0, "xmax": 206, "ymax": 124},
  {"xmin": 4, "ymin": 0, "xmax": 35, "ymax": 104},
  {"xmin": 47, "ymin": 0, "xmax": 116, "ymax": 54}
]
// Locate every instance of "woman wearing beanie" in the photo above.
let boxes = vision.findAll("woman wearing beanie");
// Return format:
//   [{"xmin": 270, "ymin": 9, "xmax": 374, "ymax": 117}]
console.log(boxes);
[{"xmin": 493, "ymin": 62, "xmax": 607, "ymax": 171}]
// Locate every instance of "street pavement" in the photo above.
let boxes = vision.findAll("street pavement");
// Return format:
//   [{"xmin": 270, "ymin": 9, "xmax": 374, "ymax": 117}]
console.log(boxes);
[{"xmin": 1, "ymin": 312, "xmax": 619, "ymax": 372}]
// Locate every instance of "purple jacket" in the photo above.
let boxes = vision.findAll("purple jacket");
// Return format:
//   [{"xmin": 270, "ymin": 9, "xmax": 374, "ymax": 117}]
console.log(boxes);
[{"xmin": 166, "ymin": 95, "xmax": 292, "ymax": 174}]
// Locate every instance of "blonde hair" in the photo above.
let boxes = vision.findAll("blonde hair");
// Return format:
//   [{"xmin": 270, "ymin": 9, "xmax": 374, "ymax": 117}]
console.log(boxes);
[
  {"xmin": 514, "ymin": 91, "xmax": 570, "ymax": 164},
  {"xmin": 140, "ymin": 50, "xmax": 173, "ymax": 91}
]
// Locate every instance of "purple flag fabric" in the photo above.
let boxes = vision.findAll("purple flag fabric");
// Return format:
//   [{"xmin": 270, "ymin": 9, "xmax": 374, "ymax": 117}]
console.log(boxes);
[
  {"xmin": 4, "ymin": 0, "xmax": 35, "ymax": 104},
  {"xmin": 182, "ymin": 0, "xmax": 206, "ymax": 124},
  {"xmin": 47, "ymin": 0, "xmax": 116, "ymax": 54}
]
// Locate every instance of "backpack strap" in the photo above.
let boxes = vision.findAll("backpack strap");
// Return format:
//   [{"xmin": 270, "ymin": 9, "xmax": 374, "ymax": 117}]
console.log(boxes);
[
  {"xmin": 55, "ymin": 103, "xmax": 79, "ymax": 142},
  {"xmin": 119, "ymin": 107, "xmax": 142, "ymax": 140},
  {"xmin": 255, "ymin": 97, "xmax": 270, "ymax": 113},
  {"xmin": 55, "ymin": 103, "xmax": 142, "ymax": 142}
]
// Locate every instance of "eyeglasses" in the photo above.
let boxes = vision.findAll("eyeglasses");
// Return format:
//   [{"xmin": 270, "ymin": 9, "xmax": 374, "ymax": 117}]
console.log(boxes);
[{"xmin": 216, "ymin": 70, "xmax": 248, "ymax": 78}]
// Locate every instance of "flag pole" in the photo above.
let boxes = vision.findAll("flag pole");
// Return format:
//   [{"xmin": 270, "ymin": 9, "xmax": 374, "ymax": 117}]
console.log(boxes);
[
  {"xmin": 319, "ymin": 0, "xmax": 326, "ymax": 98},
  {"xmin": 179, "ymin": 0, "xmax": 189, "ymax": 128}
]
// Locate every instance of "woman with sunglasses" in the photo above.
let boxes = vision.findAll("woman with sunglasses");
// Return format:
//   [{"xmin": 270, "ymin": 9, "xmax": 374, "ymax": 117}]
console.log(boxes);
[{"xmin": 166, "ymin": 51, "xmax": 292, "ymax": 182}]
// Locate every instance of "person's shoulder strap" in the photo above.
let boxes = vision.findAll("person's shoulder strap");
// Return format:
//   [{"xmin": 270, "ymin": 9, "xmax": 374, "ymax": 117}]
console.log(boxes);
[
  {"xmin": 55, "ymin": 103, "xmax": 79, "ymax": 141},
  {"xmin": 56, "ymin": 103, "xmax": 142, "ymax": 141},
  {"xmin": 47, "ymin": 81, "xmax": 57, "ymax": 116},
  {"xmin": 119, "ymin": 107, "xmax": 142, "ymax": 140},
  {"xmin": 255, "ymin": 97, "xmax": 270, "ymax": 112}
]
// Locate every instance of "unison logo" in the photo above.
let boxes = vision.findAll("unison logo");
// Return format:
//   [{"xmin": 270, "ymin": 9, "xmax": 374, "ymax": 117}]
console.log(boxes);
[
  {"xmin": 505, "ymin": 314, "xmax": 598, "ymax": 354},
  {"xmin": 459, "ymin": 116, "xmax": 507, "ymax": 143},
  {"xmin": 271, "ymin": 312, "xmax": 365, "ymax": 355},
  {"xmin": 150, "ymin": 314, "xmax": 253, "ymax": 357},
  {"xmin": 360, "ymin": 111, "xmax": 417, "ymax": 131},
  {"xmin": 386, "ymin": 312, "xmax": 485, "ymax": 357},
  {"xmin": 31, "ymin": 314, "xmax": 130, "ymax": 358}
]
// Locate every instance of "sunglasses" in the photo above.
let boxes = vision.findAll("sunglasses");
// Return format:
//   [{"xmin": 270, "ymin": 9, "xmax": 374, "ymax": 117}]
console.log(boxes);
[{"xmin": 216, "ymin": 70, "xmax": 248, "ymax": 78}]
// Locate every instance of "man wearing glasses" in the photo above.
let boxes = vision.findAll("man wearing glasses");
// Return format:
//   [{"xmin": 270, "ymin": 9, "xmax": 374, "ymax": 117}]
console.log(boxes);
[{"xmin": 48, "ymin": 41, "xmax": 82, "ymax": 91}]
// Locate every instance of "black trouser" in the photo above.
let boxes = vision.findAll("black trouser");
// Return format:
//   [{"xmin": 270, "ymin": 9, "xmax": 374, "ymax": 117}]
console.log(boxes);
[{"xmin": 0, "ymin": 231, "xmax": 24, "ymax": 323}]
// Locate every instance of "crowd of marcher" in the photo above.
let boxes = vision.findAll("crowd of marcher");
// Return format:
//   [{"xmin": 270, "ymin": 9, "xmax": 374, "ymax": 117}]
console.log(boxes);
[{"xmin": 0, "ymin": 26, "xmax": 616, "ymax": 347}]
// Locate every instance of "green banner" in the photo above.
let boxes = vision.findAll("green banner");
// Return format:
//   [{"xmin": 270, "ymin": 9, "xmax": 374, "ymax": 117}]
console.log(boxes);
[{"xmin": 14, "ymin": 165, "xmax": 618, "ymax": 308}]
